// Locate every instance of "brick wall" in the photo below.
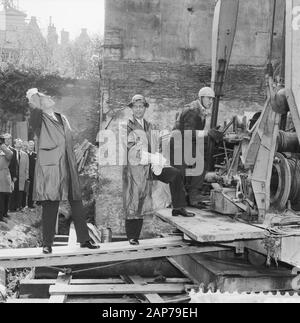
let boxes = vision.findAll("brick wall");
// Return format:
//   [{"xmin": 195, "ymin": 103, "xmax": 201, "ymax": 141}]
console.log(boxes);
[{"xmin": 103, "ymin": 59, "xmax": 266, "ymax": 111}]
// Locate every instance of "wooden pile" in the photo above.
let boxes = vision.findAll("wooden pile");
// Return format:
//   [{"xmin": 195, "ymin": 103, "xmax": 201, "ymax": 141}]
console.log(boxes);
[{"xmin": 74, "ymin": 140, "xmax": 93, "ymax": 172}]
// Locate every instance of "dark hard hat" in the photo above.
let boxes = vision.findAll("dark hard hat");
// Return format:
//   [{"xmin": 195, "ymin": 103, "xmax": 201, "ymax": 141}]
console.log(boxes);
[{"xmin": 128, "ymin": 95, "xmax": 149, "ymax": 108}]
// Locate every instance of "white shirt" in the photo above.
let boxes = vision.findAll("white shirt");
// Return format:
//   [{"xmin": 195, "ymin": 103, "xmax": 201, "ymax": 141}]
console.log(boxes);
[{"xmin": 136, "ymin": 118, "xmax": 144, "ymax": 130}]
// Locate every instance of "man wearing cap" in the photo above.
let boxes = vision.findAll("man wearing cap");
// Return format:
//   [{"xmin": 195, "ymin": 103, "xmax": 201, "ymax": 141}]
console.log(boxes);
[
  {"xmin": 0, "ymin": 134, "xmax": 13, "ymax": 223},
  {"xmin": 123, "ymin": 95, "xmax": 195, "ymax": 246},
  {"xmin": 26, "ymin": 88, "xmax": 99, "ymax": 254},
  {"xmin": 172, "ymin": 87, "xmax": 223, "ymax": 208}
]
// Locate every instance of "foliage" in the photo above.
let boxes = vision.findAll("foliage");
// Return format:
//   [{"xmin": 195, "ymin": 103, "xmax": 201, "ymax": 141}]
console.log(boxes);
[
  {"xmin": 48, "ymin": 35, "xmax": 103, "ymax": 79},
  {"xmin": 0, "ymin": 67, "xmax": 74, "ymax": 120},
  {"xmin": 0, "ymin": 33, "xmax": 103, "ymax": 121}
]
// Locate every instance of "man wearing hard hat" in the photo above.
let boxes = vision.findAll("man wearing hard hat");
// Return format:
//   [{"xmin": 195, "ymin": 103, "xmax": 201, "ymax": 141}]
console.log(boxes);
[{"xmin": 172, "ymin": 87, "xmax": 223, "ymax": 208}]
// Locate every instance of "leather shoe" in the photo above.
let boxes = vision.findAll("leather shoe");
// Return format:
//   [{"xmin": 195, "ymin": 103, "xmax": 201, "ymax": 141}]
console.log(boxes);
[
  {"xmin": 80, "ymin": 240, "xmax": 100, "ymax": 249},
  {"xmin": 42, "ymin": 246, "xmax": 52, "ymax": 254},
  {"xmin": 172, "ymin": 208, "xmax": 195, "ymax": 217},
  {"xmin": 129, "ymin": 239, "xmax": 140, "ymax": 246}
]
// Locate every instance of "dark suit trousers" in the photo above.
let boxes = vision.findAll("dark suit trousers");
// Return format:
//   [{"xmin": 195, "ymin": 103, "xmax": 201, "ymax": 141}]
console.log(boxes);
[
  {"xmin": 28, "ymin": 179, "xmax": 34, "ymax": 208},
  {"xmin": 9, "ymin": 180, "xmax": 22, "ymax": 211},
  {"xmin": 41, "ymin": 200, "xmax": 90, "ymax": 247},
  {"xmin": 0, "ymin": 193, "xmax": 10, "ymax": 220},
  {"xmin": 153, "ymin": 167, "xmax": 187, "ymax": 209}
]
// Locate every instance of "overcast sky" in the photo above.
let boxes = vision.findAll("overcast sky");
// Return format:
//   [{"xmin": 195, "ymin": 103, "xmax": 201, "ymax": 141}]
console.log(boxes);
[{"xmin": 17, "ymin": 0, "xmax": 105, "ymax": 39}]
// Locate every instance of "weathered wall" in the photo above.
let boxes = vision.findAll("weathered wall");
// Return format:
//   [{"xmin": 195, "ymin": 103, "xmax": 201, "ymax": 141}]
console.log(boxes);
[
  {"xmin": 103, "ymin": 60, "xmax": 266, "ymax": 112},
  {"xmin": 104, "ymin": 0, "xmax": 284, "ymax": 65}
]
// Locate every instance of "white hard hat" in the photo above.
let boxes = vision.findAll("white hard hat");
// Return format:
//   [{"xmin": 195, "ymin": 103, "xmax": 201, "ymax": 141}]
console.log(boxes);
[
  {"xmin": 26, "ymin": 88, "xmax": 46, "ymax": 101},
  {"xmin": 198, "ymin": 87, "xmax": 215, "ymax": 99},
  {"xmin": 128, "ymin": 94, "xmax": 149, "ymax": 108}
]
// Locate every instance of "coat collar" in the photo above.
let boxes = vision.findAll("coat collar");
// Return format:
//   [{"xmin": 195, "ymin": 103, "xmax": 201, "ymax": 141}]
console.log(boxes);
[{"xmin": 128, "ymin": 117, "xmax": 150, "ymax": 132}]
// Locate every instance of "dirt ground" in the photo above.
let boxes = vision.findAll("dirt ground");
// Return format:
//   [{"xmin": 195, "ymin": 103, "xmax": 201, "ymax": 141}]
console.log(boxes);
[
  {"xmin": 0, "ymin": 208, "xmax": 42, "ymax": 299},
  {"xmin": 0, "ymin": 208, "xmax": 42, "ymax": 249}
]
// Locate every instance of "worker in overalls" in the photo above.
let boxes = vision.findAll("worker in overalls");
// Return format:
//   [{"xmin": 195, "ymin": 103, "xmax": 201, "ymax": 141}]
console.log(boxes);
[
  {"xmin": 123, "ymin": 95, "xmax": 195, "ymax": 246},
  {"xmin": 26, "ymin": 88, "xmax": 99, "ymax": 254},
  {"xmin": 172, "ymin": 87, "xmax": 223, "ymax": 208}
]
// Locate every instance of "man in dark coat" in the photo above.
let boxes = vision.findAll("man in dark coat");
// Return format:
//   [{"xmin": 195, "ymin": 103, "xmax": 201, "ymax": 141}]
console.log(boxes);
[
  {"xmin": 27, "ymin": 141, "xmax": 37, "ymax": 208},
  {"xmin": 14, "ymin": 139, "xmax": 29, "ymax": 211},
  {"xmin": 0, "ymin": 135, "xmax": 13, "ymax": 222},
  {"xmin": 26, "ymin": 88, "xmax": 99, "ymax": 254},
  {"xmin": 2, "ymin": 134, "xmax": 18, "ymax": 214},
  {"xmin": 172, "ymin": 87, "xmax": 223, "ymax": 208},
  {"xmin": 123, "ymin": 95, "xmax": 194, "ymax": 246}
]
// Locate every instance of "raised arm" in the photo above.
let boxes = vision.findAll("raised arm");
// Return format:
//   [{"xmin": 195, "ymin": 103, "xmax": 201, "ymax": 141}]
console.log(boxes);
[{"xmin": 0, "ymin": 144, "xmax": 13, "ymax": 161}]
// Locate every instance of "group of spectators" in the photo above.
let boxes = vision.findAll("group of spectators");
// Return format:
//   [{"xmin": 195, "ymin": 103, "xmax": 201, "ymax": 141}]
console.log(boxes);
[{"xmin": 0, "ymin": 134, "xmax": 36, "ymax": 223}]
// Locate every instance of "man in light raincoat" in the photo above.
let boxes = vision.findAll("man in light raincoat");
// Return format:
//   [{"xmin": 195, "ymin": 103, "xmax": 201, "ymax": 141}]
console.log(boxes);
[{"xmin": 123, "ymin": 95, "xmax": 195, "ymax": 246}]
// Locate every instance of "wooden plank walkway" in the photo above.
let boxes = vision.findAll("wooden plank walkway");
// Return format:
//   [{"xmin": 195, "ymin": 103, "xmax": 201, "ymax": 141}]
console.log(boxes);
[
  {"xmin": 155, "ymin": 208, "xmax": 266, "ymax": 243},
  {"xmin": 0, "ymin": 237, "xmax": 217, "ymax": 269}
]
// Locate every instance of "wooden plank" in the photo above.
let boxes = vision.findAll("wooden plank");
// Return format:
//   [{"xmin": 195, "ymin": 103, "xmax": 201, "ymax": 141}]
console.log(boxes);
[
  {"xmin": 49, "ymin": 284, "xmax": 194, "ymax": 296},
  {"xmin": 0, "ymin": 237, "xmax": 182, "ymax": 259},
  {"xmin": 128, "ymin": 276, "xmax": 164, "ymax": 303},
  {"xmin": 0, "ymin": 238, "xmax": 204, "ymax": 269},
  {"xmin": 67, "ymin": 298, "xmax": 138, "ymax": 304},
  {"xmin": 21, "ymin": 278, "xmax": 191, "ymax": 287},
  {"xmin": 49, "ymin": 273, "xmax": 72, "ymax": 304},
  {"xmin": 21, "ymin": 279, "xmax": 125, "ymax": 285},
  {"xmin": 7, "ymin": 299, "xmax": 50, "ymax": 304},
  {"xmin": 162, "ymin": 295, "xmax": 191, "ymax": 304},
  {"xmin": 0, "ymin": 245, "xmax": 201, "ymax": 269},
  {"xmin": 156, "ymin": 208, "xmax": 265, "ymax": 243}
]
